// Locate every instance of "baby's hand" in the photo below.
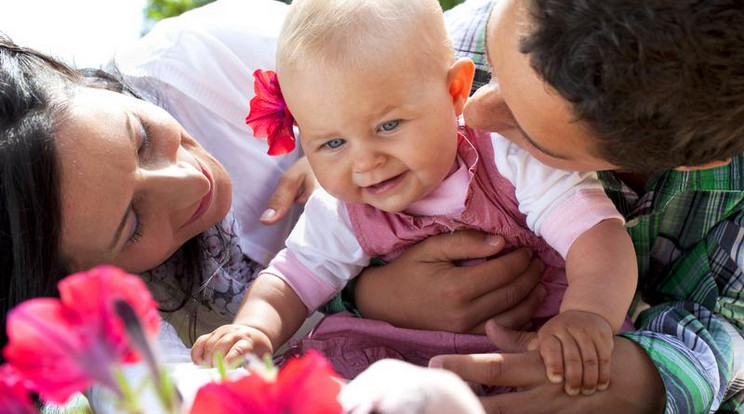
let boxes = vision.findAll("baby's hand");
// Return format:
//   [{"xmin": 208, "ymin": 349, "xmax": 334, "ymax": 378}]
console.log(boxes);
[
  {"xmin": 536, "ymin": 310, "xmax": 613, "ymax": 396},
  {"xmin": 191, "ymin": 324, "xmax": 273, "ymax": 367}
]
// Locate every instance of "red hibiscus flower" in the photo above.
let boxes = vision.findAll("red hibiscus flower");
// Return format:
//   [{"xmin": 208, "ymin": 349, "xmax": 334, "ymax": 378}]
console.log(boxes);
[
  {"xmin": 245, "ymin": 69, "xmax": 297, "ymax": 156},
  {"xmin": 0, "ymin": 364, "xmax": 37, "ymax": 414},
  {"xmin": 3, "ymin": 266, "xmax": 160, "ymax": 404},
  {"xmin": 190, "ymin": 350, "xmax": 342, "ymax": 414}
]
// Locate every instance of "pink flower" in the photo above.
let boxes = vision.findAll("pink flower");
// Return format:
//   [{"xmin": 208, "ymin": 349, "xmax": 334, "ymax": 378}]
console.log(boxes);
[
  {"xmin": 3, "ymin": 266, "xmax": 160, "ymax": 404},
  {"xmin": 190, "ymin": 350, "xmax": 343, "ymax": 414},
  {"xmin": 0, "ymin": 364, "xmax": 37, "ymax": 414},
  {"xmin": 245, "ymin": 69, "xmax": 296, "ymax": 156}
]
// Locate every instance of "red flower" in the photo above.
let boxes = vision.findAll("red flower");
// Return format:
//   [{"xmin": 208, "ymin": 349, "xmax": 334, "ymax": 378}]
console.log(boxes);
[
  {"xmin": 3, "ymin": 266, "xmax": 160, "ymax": 404},
  {"xmin": 0, "ymin": 365, "xmax": 37, "ymax": 414},
  {"xmin": 245, "ymin": 69, "xmax": 297, "ymax": 156},
  {"xmin": 190, "ymin": 350, "xmax": 342, "ymax": 414}
]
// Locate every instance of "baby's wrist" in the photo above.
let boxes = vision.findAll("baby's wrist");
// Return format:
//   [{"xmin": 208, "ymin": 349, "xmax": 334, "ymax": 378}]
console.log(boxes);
[
  {"xmin": 237, "ymin": 323, "xmax": 275, "ymax": 358},
  {"xmin": 560, "ymin": 308, "xmax": 614, "ymax": 331}
]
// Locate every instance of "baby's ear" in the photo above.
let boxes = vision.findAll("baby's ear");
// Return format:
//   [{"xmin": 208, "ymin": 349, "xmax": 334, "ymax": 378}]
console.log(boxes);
[{"xmin": 447, "ymin": 58, "xmax": 475, "ymax": 116}]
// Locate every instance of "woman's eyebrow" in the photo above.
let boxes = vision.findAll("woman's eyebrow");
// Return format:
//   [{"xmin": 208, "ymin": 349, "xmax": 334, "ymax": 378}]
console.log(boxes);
[{"xmin": 108, "ymin": 115, "xmax": 137, "ymax": 252}]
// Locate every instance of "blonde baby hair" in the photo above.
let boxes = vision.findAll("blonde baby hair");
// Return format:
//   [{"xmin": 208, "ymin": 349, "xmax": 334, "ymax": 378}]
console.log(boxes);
[{"xmin": 277, "ymin": 0, "xmax": 454, "ymax": 76}]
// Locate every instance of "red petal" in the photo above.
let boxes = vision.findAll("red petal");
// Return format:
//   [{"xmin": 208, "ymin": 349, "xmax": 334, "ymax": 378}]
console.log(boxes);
[
  {"xmin": 59, "ymin": 266, "xmax": 160, "ymax": 363},
  {"xmin": 245, "ymin": 69, "xmax": 296, "ymax": 155},
  {"xmin": 190, "ymin": 375, "xmax": 276, "ymax": 414},
  {"xmin": 278, "ymin": 351, "xmax": 343, "ymax": 414},
  {"xmin": 3, "ymin": 266, "xmax": 161, "ymax": 404},
  {"xmin": 3, "ymin": 300, "xmax": 94, "ymax": 404},
  {"xmin": 0, "ymin": 364, "xmax": 38, "ymax": 414}
]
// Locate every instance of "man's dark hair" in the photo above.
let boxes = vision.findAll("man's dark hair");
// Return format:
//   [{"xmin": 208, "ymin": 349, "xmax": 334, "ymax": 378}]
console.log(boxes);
[{"xmin": 521, "ymin": 0, "xmax": 744, "ymax": 171}]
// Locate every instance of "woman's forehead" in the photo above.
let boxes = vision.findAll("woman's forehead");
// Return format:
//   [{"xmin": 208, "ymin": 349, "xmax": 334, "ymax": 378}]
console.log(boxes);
[{"xmin": 56, "ymin": 88, "xmax": 137, "ymax": 269}]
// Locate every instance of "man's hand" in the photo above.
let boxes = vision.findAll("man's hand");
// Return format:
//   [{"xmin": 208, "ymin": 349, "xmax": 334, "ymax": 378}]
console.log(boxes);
[
  {"xmin": 429, "ymin": 336, "xmax": 665, "ymax": 414},
  {"xmin": 191, "ymin": 324, "xmax": 273, "ymax": 367},
  {"xmin": 261, "ymin": 156, "xmax": 318, "ymax": 224},
  {"xmin": 354, "ymin": 230, "xmax": 545, "ymax": 334}
]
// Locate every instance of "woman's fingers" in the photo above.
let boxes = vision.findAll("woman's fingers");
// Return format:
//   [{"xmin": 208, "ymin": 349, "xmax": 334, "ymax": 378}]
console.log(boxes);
[{"xmin": 262, "ymin": 156, "xmax": 317, "ymax": 224}]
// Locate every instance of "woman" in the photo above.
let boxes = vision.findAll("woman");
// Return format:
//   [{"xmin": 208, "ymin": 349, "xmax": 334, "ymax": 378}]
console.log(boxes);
[{"xmin": 0, "ymin": 0, "xmax": 539, "ymax": 350}]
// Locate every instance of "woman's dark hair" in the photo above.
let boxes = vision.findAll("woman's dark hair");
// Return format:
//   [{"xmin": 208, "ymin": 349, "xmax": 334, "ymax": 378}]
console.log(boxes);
[
  {"xmin": 521, "ymin": 0, "xmax": 744, "ymax": 171},
  {"xmin": 0, "ymin": 35, "xmax": 212, "ymax": 354}
]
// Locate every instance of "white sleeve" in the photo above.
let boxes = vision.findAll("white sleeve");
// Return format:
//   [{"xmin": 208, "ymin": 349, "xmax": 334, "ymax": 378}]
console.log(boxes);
[
  {"xmin": 262, "ymin": 189, "xmax": 371, "ymax": 311},
  {"xmin": 491, "ymin": 133, "xmax": 623, "ymax": 257}
]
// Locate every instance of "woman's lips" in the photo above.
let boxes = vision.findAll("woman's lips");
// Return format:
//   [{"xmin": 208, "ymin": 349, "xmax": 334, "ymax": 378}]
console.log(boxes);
[
  {"xmin": 182, "ymin": 161, "xmax": 214, "ymax": 228},
  {"xmin": 363, "ymin": 172, "xmax": 406, "ymax": 196}
]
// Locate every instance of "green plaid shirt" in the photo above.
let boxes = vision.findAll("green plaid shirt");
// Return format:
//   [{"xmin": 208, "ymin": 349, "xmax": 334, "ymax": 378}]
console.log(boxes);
[{"xmin": 446, "ymin": 1, "xmax": 744, "ymax": 412}]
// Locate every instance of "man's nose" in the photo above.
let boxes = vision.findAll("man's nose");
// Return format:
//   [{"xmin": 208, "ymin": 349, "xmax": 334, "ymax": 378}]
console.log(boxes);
[{"xmin": 463, "ymin": 81, "xmax": 515, "ymax": 133}]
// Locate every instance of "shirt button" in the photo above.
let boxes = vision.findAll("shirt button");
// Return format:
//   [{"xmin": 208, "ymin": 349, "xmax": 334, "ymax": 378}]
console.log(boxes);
[{"xmin": 626, "ymin": 218, "xmax": 640, "ymax": 228}]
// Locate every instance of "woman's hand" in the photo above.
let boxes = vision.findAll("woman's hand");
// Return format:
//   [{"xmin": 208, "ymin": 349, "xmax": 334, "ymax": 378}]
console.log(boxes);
[
  {"xmin": 354, "ymin": 230, "xmax": 546, "ymax": 334},
  {"xmin": 261, "ymin": 156, "xmax": 318, "ymax": 224}
]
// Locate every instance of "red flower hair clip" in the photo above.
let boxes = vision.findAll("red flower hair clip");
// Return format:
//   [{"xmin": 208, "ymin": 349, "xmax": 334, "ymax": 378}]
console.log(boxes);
[{"xmin": 245, "ymin": 69, "xmax": 296, "ymax": 156}]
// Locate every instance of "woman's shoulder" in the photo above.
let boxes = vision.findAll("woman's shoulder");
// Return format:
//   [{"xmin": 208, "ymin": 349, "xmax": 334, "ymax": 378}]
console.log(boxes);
[{"xmin": 113, "ymin": 0, "xmax": 285, "ymax": 81}]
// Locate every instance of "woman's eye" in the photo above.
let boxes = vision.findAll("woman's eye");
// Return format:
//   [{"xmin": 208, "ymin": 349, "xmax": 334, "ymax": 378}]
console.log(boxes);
[
  {"xmin": 324, "ymin": 138, "xmax": 345, "ymax": 149},
  {"xmin": 380, "ymin": 120, "xmax": 399, "ymax": 132},
  {"xmin": 138, "ymin": 119, "xmax": 153, "ymax": 155}
]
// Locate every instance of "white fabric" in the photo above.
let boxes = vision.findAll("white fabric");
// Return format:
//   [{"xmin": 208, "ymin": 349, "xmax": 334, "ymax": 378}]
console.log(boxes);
[
  {"xmin": 88, "ymin": 321, "xmax": 229, "ymax": 413},
  {"xmin": 89, "ymin": 321, "xmax": 484, "ymax": 413},
  {"xmin": 339, "ymin": 359, "xmax": 486, "ymax": 414},
  {"xmin": 113, "ymin": 0, "xmax": 300, "ymax": 266},
  {"xmin": 490, "ymin": 132, "xmax": 609, "ymax": 236}
]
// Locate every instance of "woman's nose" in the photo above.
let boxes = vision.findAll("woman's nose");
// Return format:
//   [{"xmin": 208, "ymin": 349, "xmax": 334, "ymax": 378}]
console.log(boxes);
[
  {"xmin": 463, "ymin": 81, "xmax": 516, "ymax": 133},
  {"xmin": 139, "ymin": 161, "xmax": 210, "ymax": 209}
]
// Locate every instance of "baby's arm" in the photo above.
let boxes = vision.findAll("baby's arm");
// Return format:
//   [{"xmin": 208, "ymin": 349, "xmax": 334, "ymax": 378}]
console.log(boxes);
[
  {"xmin": 191, "ymin": 188, "xmax": 369, "ymax": 367},
  {"xmin": 537, "ymin": 218, "xmax": 637, "ymax": 395},
  {"xmin": 191, "ymin": 273, "xmax": 308, "ymax": 366},
  {"xmin": 488, "ymin": 133, "xmax": 636, "ymax": 395}
]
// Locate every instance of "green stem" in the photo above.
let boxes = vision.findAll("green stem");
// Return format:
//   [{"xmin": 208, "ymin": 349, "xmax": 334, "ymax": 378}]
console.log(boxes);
[{"xmin": 114, "ymin": 367, "xmax": 144, "ymax": 414}]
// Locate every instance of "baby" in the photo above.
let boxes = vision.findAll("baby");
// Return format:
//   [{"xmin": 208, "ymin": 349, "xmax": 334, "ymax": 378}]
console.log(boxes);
[{"xmin": 192, "ymin": 0, "xmax": 637, "ymax": 395}]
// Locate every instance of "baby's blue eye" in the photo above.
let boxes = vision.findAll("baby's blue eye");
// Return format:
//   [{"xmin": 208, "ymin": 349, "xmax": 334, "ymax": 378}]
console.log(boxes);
[
  {"xmin": 380, "ymin": 120, "xmax": 399, "ymax": 132},
  {"xmin": 325, "ymin": 138, "xmax": 345, "ymax": 149}
]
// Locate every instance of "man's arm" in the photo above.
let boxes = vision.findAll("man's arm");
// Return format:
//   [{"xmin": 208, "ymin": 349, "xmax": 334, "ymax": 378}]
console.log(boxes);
[
  {"xmin": 622, "ymin": 211, "xmax": 744, "ymax": 413},
  {"xmin": 432, "ymin": 211, "xmax": 744, "ymax": 414},
  {"xmin": 430, "ymin": 336, "xmax": 665, "ymax": 414}
]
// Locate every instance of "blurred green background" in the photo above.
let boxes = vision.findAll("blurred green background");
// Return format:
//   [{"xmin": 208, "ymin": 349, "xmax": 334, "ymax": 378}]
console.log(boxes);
[{"xmin": 145, "ymin": 0, "xmax": 466, "ymax": 23}]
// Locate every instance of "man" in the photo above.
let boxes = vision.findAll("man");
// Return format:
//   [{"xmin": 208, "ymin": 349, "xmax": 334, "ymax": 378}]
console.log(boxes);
[{"xmin": 430, "ymin": 0, "xmax": 744, "ymax": 412}]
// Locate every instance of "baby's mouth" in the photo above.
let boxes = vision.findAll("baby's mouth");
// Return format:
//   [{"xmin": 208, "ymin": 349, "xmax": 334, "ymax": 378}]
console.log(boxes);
[{"xmin": 364, "ymin": 172, "xmax": 406, "ymax": 195}]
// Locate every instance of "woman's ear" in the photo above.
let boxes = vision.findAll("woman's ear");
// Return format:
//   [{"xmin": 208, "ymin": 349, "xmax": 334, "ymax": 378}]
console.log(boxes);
[{"xmin": 447, "ymin": 58, "xmax": 475, "ymax": 116}]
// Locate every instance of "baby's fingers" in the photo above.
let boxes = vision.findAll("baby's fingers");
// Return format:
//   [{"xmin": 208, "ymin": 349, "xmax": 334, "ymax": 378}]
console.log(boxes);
[
  {"xmin": 596, "ymin": 335, "xmax": 613, "ymax": 392},
  {"xmin": 538, "ymin": 334, "xmax": 564, "ymax": 384},
  {"xmin": 224, "ymin": 338, "xmax": 260, "ymax": 367},
  {"xmin": 191, "ymin": 333, "xmax": 211, "ymax": 365},
  {"xmin": 558, "ymin": 335, "xmax": 583, "ymax": 396},
  {"xmin": 575, "ymin": 338, "xmax": 600, "ymax": 395}
]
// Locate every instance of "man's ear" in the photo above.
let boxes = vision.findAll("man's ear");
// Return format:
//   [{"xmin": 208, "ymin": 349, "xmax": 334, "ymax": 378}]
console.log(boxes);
[{"xmin": 447, "ymin": 58, "xmax": 475, "ymax": 116}]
